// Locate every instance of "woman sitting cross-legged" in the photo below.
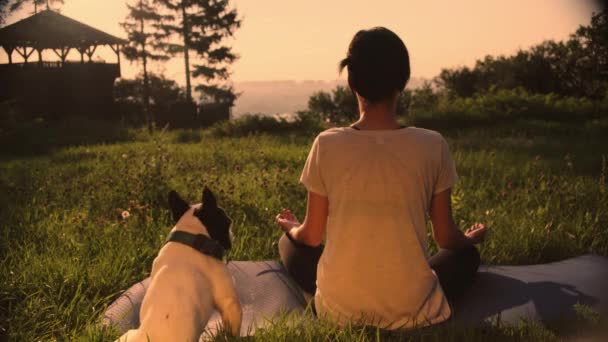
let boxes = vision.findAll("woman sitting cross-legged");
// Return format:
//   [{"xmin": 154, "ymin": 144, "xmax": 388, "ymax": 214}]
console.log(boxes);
[{"xmin": 275, "ymin": 27, "xmax": 488, "ymax": 330}]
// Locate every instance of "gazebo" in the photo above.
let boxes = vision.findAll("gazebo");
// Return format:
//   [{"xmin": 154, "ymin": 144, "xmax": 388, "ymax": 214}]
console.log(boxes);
[{"xmin": 0, "ymin": 9, "xmax": 127, "ymax": 118}]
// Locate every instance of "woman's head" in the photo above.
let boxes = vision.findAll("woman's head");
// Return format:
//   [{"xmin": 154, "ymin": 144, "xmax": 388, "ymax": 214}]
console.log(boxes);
[{"xmin": 339, "ymin": 27, "xmax": 410, "ymax": 103}]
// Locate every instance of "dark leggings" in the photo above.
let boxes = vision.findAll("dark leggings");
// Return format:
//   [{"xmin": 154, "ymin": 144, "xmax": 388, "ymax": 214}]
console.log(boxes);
[{"xmin": 278, "ymin": 233, "xmax": 480, "ymax": 303}]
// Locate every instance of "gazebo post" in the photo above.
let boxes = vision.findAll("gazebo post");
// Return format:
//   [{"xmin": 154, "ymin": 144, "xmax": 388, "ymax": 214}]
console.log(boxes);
[
  {"xmin": 1, "ymin": 45, "xmax": 14, "ymax": 64},
  {"xmin": 85, "ymin": 45, "xmax": 97, "ymax": 62},
  {"xmin": 27, "ymin": 47, "xmax": 34, "ymax": 62},
  {"xmin": 53, "ymin": 47, "xmax": 71, "ymax": 66},
  {"xmin": 16, "ymin": 46, "xmax": 35, "ymax": 63},
  {"xmin": 110, "ymin": 44, "xmax": 121, "ymax": 65},
  {"xmin": 37, "ymin": 47, "xmax": 43, "ymax": 65},
  {"xmin": 15, "ymin": 46, "xmax": 24, "ymax": 62},
  {"xmin": 62, "ymin": 47, "xmax": 71, "ymax": 63}
]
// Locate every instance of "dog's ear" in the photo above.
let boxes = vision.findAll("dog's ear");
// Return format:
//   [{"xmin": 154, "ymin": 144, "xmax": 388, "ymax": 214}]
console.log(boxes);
[
  {"xmin": 202, "ymin": 187, "xmax": 217, "ymax": 209},
  {"xmin": 168, "ymin": 190, "xmax": 190, "ymax": 223}
]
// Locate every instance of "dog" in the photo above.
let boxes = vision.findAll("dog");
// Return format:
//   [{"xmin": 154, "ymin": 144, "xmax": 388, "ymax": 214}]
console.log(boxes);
[{"xmin": 116, "ymin": 187, "xmax": 242, "ymax": 341}]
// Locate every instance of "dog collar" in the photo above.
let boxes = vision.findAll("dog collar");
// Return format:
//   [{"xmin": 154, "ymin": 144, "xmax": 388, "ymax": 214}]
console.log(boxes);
[{"xmin": 165, "ymin": 231, "xmax": 225, "ymax": 260}]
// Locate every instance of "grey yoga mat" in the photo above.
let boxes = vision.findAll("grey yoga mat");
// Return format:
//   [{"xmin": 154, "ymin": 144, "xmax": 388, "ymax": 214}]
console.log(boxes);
[{"xmin": 102, "ymin": 255, "xmax": 608, "ymax": 337}]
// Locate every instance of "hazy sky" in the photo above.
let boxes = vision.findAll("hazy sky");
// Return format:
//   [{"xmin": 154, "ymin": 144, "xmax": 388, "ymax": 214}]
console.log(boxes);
[{"xmin": 0, "ymin": 0, "xmax": 600, "ymax": 83}]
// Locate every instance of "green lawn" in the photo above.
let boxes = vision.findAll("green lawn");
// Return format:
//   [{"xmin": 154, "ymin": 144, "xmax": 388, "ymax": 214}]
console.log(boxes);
[{"xmin": 0, "ymin": 119, "xmax": 607, "ymax": 341}]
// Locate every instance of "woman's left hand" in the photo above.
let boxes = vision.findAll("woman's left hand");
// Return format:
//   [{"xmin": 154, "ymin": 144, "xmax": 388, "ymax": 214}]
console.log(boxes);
[
  {"xmin": 464, "ymin": 223, "xmax": 488, "ymax": 244},
  {"xmin": 275, "ymin": 208, "xmax": 301, "ymax": 232}
]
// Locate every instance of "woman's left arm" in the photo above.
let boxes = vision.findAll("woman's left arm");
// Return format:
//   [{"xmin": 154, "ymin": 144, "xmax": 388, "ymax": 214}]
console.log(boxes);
[{"xmin": 276, "ymin": 191, "xmax": 328, "ymax": 247}]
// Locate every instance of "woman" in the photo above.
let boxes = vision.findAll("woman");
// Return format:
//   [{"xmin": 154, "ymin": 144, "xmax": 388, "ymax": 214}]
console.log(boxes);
[{"xmin": 275, "ymin": 27, "xmax": 487, "ymax": 330}]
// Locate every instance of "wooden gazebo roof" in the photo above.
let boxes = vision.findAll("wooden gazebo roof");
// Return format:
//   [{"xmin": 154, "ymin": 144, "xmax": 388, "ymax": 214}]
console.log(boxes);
[{"xmin": 0, "ymin": 9, "xmax": 126, "ymax": 49}]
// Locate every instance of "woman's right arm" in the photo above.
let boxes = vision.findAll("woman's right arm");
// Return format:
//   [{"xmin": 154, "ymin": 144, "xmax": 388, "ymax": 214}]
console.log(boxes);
[{"xmin": 429, "ymin": 188, "xmax": 487, "ymax": 250}]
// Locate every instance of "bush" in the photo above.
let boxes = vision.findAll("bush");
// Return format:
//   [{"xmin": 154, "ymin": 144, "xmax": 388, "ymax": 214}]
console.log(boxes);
[
  {"xmin": 114, "ymin": 75, "xmax": 231, "ymax": 129},
  {"xmin": 407, "ymin": 88, "xmax": 604, "ymax": 129},
  {"xmin": 0, "ymin": 117, "xmax": 134, "ymax": 156},
  {"xmin": 173, "ymin": 129, "xmax": 203, "ymax": 143},
  {"xmin": 209, "ymin": 113, "xmax": 325, "ymax": 137}
]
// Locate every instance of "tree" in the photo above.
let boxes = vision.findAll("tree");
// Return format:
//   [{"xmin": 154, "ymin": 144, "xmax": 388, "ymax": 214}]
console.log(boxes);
[
  {"xmin": 154, "ymin": 0, "xmax": 241, "ymax": 110},
  {"xmin": 436, "ymin": 11, "xmax": 608, "ymax": 100},
  {"xmin": 409, "ymin": 82, "xmax": 439, "ymax": 113},
  {"xmin": 121, "ymin": 0, "xmax": 169, "ymax": 129},
  {"xmin": 308, "ymin": 85, "xmax": 414, "ymax": 124},
  {"xmin": 437, "ymin": 66, "xmax": 479, "ymax": 98},
  {"xmin": 572, "ymin": 10, "xmax": 608, "ymax": 99},
  {"xmin": 308, "ymin": 90, "xmax": 336, "ymax": 123},
  {"xmin": 307, "ymin": 86, "xmax": 358, "ymax": 124},
  {"xmin": 114, "ymin": 73, "xmax": 187, "ymax": 124},
  {"xmin": 1, "ymin": 0, "xmax": 63, "ymax": 21},
  {"xmin": 0, "ymin": 0, "xmax": 10, "ymax": 24}
]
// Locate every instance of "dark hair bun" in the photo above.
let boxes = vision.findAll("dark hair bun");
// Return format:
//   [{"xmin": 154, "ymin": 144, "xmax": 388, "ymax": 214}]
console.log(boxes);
[{"xmin": 339, "ymin": 27, "xmax": 410, "ymax": 103}]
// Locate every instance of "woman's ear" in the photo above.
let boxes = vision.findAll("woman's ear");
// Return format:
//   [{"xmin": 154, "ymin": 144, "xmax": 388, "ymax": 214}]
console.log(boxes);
[{"xmin": 168, "ymin": 190, "xmax": 190, "ymax": 223}]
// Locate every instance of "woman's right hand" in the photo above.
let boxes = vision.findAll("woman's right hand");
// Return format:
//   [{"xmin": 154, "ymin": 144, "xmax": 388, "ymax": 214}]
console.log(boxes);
[
  {"xmin": 275, "ymin": 208, "xmax": 301, "ymax": 232},
  {"xmin": 465, "ymin": 223, "xmax": 488, "ymax": 244}
]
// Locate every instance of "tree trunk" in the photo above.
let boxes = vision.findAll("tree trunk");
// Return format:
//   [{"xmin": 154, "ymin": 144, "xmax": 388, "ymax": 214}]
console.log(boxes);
[
  {"xmin": 181, "ymin": 1, "xmax": 192, "ymax": 104},
  {"xmin": 140, "ymin": 0, "xmax": 152, "ymax": 131}
]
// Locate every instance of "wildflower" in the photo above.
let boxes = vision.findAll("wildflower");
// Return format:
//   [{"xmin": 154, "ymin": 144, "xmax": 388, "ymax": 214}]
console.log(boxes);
[
  {"xmin": 122, "ymin": 154, "xmax": 128, "ymax": 159},
  {"xmin": 121, "ymin": 210, "xmax": 131, "ymax": 220}
]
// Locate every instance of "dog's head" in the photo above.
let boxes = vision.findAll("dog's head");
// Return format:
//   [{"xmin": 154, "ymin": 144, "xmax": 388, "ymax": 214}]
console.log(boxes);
[{"xmin": 168, "ymin": 187, "xmax": 232, "ymax": 250}]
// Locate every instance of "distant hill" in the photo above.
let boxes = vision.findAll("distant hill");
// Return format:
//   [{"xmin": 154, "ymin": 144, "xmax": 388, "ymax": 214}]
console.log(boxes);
[{"xmin": 232, "ymin": 78, "xmax": 427, "ymax": 118}]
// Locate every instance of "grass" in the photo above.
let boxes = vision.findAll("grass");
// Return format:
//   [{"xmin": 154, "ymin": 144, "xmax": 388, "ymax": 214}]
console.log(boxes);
[{"xmin": 0, "ymin": 117, "xmax": 607, "ymax": 341}]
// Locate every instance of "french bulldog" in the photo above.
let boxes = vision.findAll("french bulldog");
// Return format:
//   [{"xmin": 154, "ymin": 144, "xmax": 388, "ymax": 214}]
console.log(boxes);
[{"xmin": 116, "ymin": 187, "xmax": 242, "ymax": 341}]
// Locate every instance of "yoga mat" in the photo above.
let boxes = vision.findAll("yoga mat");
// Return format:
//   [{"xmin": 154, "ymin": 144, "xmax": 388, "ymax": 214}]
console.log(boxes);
[{"xmin": 102, "ymin": 255, "xmax": 608, "ymax": 338}]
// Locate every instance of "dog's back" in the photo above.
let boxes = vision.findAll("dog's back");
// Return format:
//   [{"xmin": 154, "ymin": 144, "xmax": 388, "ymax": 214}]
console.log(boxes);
[
  {"xmin": 115, "ymin": 188, "xmax": 241, "ymax": 341},
  {"xmin": 118, "ymin": 243, "xmax": 217, "ymax": 341}
]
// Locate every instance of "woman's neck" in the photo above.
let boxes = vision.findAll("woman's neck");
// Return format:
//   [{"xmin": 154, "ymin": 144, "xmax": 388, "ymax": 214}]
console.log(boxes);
[{"xmin": 351, "ymin": 96, "xmax": 401, "ymax": 130}]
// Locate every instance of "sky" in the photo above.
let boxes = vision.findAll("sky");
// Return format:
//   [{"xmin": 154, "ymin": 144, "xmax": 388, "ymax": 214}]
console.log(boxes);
[{"xmin": 0, "ymin": 0, "xmax": 600, "ymax": 84}]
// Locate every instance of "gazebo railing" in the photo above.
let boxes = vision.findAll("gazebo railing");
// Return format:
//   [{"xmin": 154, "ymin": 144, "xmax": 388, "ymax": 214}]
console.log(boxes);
[
  {"xmin": 0, "ymin": 60, "xmax": 117, "ymax": 67},
  {"xmin": 0, "ymin": 61, "xmax": 121, "ymax": 77}
]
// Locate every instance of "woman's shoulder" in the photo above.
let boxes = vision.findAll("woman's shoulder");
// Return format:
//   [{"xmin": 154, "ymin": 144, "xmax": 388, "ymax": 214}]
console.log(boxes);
[
  {"xmin": 314, "ymin": 127, "xmax": 350, "ymax": 142},
  {"xmin": 313, "ymin": 126, "xmax": 447, "ymax": 146},
  {"xmin": 319, "ymin": 127, "xmax": 346, "ymax": 136},
  {"xmin": 406, "ymin": 126, "xmax": 445, "ymax": 140}
]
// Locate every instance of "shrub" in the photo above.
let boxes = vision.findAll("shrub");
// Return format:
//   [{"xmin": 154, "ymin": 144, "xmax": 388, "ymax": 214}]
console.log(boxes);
[
  {"xmin": 209, "ymin": 113, "xmax": 325, "ymax": 137},
  {"xmin": 0, "ymin": 117, "xmax": 134, "ymax": 156},
  {"xmin": 407, "ymin": 88, "xmax": 604, "ymax": 129},
  {"xmin": 174, "ymin": 129, "xmax": 203, "ymax": 143}
]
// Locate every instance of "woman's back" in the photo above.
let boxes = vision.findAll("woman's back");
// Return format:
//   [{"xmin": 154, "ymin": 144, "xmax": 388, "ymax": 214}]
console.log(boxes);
[
  {"xmin": 301, "ymin": 126, "xmax": 457, "ymax": 329},
  {"xmin": 276, "ymin": 26, "xmax": 485, "ymax": 331}
]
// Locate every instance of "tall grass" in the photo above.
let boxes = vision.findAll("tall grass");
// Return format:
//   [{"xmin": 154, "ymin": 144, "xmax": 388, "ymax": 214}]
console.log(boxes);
[{"xmin": 1, "ymin": 116, "xmax": 607, "ymax": 340}]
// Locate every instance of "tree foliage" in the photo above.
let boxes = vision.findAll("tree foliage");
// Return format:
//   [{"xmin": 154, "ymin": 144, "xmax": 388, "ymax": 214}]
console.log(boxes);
[
  {"xmin": 308, "ymin": 86, "xmax": 357, "ymax": 124},
  {"xmin": 114, "ymin": 73, "xmax": 186, "ymax": 125},
  {"xmin": 1, "ymin": 0, "xmax": 63, "ymax": 23},
  {"xmin": 154, "ymin": 0, "xmax": 241, "ymax": 105},
  {"xmin": 115, "ymin": 74, "xmax": 185, "ymax": 109},
  {"xmin": 307, "ymin": 85, "xmax": 412, "ymax": 124},
  {"xmin": 121, "ymin": 0, "xmax": 169, "ymax": 128},
  {"xmin": 437, "ymin": 11, "xmax": 608, "ymax": 99},
  {"xmin": 121, "ymin": 0, "xmax": 168, "ymax": 64},
  {"xmin": 114, "ymin": 73, "xmax": 230, "ymax": 128}
]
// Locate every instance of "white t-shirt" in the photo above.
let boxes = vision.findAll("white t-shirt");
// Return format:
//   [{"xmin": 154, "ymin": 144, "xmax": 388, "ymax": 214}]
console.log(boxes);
[{"xmin": 299, "ymin": 126, "xmax": 458, "ymax": 330}]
